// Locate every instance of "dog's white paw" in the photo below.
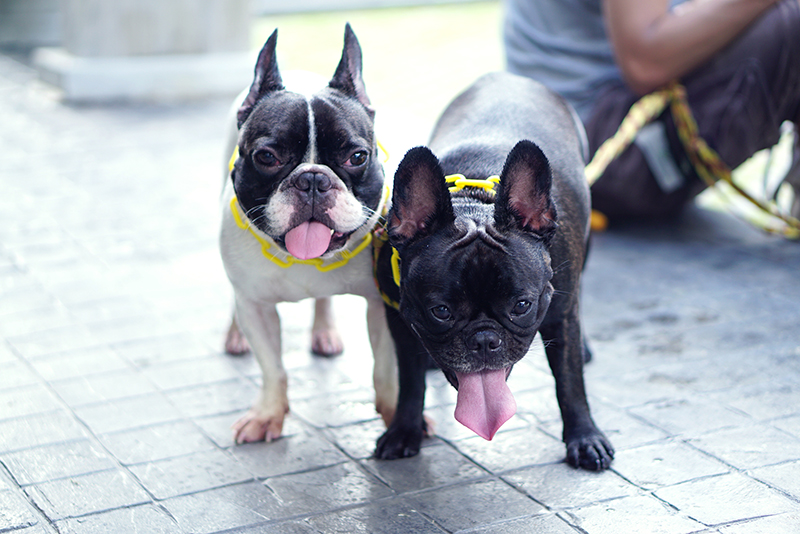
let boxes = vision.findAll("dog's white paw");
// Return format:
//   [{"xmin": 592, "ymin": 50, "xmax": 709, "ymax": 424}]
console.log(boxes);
[
  {"xmin": 232, "ymin": 409, "xmax": 285, "ymax": 443},
  {"xmin": 311, "ymin": 327, "xmax": 344, "ymax": 357}
]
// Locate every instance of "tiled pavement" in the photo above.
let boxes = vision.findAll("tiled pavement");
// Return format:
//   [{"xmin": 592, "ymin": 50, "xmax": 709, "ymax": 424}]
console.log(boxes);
[{"xmin": 2, "ymin": 5, "xmax": 800, "ymax": 534}]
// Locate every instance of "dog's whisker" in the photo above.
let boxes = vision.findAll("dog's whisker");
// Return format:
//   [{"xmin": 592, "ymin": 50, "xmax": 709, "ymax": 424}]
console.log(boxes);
[{"xmin": 551, "ymin": 259, "xmax": 572, "ymax": 275}]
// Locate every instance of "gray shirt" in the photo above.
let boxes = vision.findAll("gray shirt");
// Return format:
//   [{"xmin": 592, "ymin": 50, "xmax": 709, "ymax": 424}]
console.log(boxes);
[
  {"xmin": 504, "ymin": 0, "xmax": 621, "ymax": 122},
  {"xmin": 504, "ymin": 0, "xmax": 690, "ymax": 123}
]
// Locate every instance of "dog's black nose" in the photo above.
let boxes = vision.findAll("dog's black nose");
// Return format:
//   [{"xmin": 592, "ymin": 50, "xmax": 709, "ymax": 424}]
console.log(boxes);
[
  {"xmin": 294, "ymin": 172, "xmax": 332, "ymax": 193},
  {"xmin": 469, "ymin": 330, "xmax": 502, "ymax": 355}
]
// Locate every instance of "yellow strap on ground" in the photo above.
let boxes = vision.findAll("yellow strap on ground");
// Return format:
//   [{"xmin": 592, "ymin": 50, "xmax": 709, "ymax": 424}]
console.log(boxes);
[{"xmin": 585, "ymin": 82, "xmax": 800, "ymax": 239}]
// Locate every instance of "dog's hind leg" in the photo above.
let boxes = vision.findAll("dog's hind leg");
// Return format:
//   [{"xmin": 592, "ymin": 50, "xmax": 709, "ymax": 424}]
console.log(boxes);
[
  {"xmin": 311, "ymin": 297, "xmax": 344, "ymax": 356},
  {"xmin": 231, "ymin": 297, "xmax": 289, "ymax": 443},
  {"xmin": 224, "ymin": 314, "xmax": 250, "ymax": 355}
]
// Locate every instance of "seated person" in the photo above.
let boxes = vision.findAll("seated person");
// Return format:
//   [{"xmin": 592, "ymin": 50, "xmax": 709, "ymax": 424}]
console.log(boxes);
[{"xmin": 504, "ymin": 0, "xmax": 800, "ymax": 220}]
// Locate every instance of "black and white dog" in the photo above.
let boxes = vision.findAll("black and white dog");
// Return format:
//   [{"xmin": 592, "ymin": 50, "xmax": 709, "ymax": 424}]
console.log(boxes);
[
  {"xmin": 373, "ymin": 72, "xmax": 614, "ymax": 470},
  {"xmin": 219, "ymin": 25, "xmax": 396, "ymax": 443}
]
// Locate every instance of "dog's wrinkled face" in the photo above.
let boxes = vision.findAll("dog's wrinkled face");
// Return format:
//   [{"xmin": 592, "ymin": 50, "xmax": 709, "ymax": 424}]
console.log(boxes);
[
  {"xmin": 230, "ymin": 26, "xmax": 384, "ymax": 260},
  {"xmin": 400, "ymin": 222, "xmax": 553, "ymax": 380},
  {"xmin": 388, "ymin": 141, "xmax": 558, "ymax": 439}
]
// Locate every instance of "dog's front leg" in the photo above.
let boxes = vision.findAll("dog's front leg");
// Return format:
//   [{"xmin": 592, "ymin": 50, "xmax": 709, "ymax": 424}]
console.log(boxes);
[
  {"xmin": 231, "ymin": 296, "xmax": 289, "ymax": 444},
  {"xmin": 366, "ymin": 298, "xmax": 398, "ymax": 427},
  {"xmin": 374, "ymin": 305, "xmax": 428, "ymax": 459},
  {"xmin": 540, "ymin": 313, "xmax": 614, "ymax": 470}
]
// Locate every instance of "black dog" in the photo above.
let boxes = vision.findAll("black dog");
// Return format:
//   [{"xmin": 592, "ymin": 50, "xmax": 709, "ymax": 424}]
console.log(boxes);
[{"xmin": 374, "ymin": 72, "xmax": 614, "ymax": 470}]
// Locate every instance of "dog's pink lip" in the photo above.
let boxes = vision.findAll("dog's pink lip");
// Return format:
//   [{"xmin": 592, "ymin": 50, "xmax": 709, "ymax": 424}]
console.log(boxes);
[{"xmin": 452, "ymin": 366, "xmax": 512, "ymax": 389}]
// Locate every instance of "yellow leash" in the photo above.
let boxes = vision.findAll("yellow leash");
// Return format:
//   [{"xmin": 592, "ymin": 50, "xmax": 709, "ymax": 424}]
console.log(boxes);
[{"xmin": 585, "ymin": 81, "xmax": 800, "ymax": 239}]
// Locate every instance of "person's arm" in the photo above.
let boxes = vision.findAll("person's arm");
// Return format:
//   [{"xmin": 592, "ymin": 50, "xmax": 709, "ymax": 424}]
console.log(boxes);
[{"xmin": 603, "ymin": 0, "xmax": 781, "ymax": 94}]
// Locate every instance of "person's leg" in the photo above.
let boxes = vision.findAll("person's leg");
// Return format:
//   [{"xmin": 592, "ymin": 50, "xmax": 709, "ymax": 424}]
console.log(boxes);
[{"xmin": 587, "ymin": 0, "xmax": 800, "ymax": 221}]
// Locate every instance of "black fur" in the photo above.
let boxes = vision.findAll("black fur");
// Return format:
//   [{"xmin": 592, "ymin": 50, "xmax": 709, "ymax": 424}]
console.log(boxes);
[{"xmin": 374, "ymin": 72, "xmax": 613, "ymax": 470}]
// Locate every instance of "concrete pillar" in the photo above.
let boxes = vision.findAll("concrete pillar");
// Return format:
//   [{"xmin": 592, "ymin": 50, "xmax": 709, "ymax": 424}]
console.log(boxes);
[
  {"xmin": 0, "ymin": 0, "xmax": 61, "ymax": 49},
  {"xmin": 32, "ymin": 0, "xmax": 253, "ymax": 102}
]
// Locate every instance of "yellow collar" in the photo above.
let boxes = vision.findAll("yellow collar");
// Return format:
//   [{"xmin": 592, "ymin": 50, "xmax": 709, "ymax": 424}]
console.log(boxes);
[
  {"xmin": 445, "ymin": 174, "xmax": 500, "ymax": 195},
  {"xmin": 374, "ymin": 174, "xmax": 499, "ymax": 310},
  {"xmin": 230, "ymin": 195, "xmax": 381, "ymax": 272}
]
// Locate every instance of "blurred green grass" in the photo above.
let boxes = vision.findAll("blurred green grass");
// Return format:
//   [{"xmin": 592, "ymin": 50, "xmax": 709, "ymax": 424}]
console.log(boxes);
[{"xmin": 252, "ymin": 2, "xmax": 503, "ymax": 171}]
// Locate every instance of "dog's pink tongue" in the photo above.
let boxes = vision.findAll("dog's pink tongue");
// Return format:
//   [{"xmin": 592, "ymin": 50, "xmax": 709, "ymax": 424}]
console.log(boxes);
[
  {"xmin": 454, "ymin": 368, "xmax": 516, "ymax": 440},
  {"xmin": 284, "ymin": 221, "xmax": 332, "ymax": 260}
]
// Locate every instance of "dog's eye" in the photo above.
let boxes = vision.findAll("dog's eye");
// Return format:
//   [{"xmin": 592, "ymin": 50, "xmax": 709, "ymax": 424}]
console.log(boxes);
[
  {"xmin": 345, "ymin": 150, "xmax": 368, "ymax": 167},
  {"xmin": 254, "ymin": 150, "xmax": 281, "ymax": 168},
  {"xmin": 430, "ymin": 305, "xmax": 452, "ymax": 321},
  {"xmin": 511, "ymin": 300, "xmax": 532, "ymax": 316}
]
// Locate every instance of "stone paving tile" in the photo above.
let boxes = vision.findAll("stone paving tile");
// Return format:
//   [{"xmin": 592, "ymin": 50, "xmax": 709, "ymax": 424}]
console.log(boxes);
[
  {"xmin": 0, "ymin": 383, "xmax": 62, "ymax": 421},
  {"xmin": 362, "ymin": 442, "xmax": 487, "ymax": 494},
  {"xmin": 504, "ymin": 463, "xmax": 637, "ymax": 511},
  {"xmin": 234, "ymin": 520, "xmax": 319, "ymax": 534},
  {"xmin": 159, "ymin": 481, "xmax": 283, "ymax": 533},
  {"xmin": 128, "ymin": 449, "xmax": 253, "ymax": 499},
  {"xmin": 711, "ymin": 380, "xmax": 800, "ymax": 421},
  {"xmin": 49, "ymin": 369, "xmax": 159, "ymax": 407},
  {"xmin": 461, "ymin": 513, "xmax": 580, "ymax": 533},
  {"xmin": 54, "ymin": 503, "xmax": 182, "ymax": 534},
  {"xmin": 653, "ymin": 472, "xmax": 800, "ymax": 527},
  {"xmin": 686, "ymin": 424, "xmax": 800, "ymax": 470},
  {"xmin": 290, "ymin": 388, "xmax": 382, "ymax": 429},
  {"xmin": 73, "ymin": 392, "xmax": 183, "ymax": 434},
  {"xmin": 323, "ymin": 418, "xmax": 389, "ymax": 460},
  {"xmin": 66, "ymin": 296, "xmax": 154, "ymax": 324},
  {"xmin": 628, "ymin": 396, "xmax": 754, "ymax": 438},
  {"xmin": 0, "ymin": 410, "xmax": 89, "ymax": 453},
  {"xmin": 264, "ymin": 462, "xmax": 393, "ymax": 517},
  {"xmin": 453, "ymin": 426, "xmax": 565, "ymax": 473},
  {"xmin": 770, "ymin": 414, "xmax": 800, "ymax": 440},
  {"xmin": 548, "ymin": 401, "xmax": 670, "ymax": 452},
  {"xmin": 98, "ymin": 420, "xmax": 217, "ymax": 465},
  {"xmin": 25, "ymin": 468, "xmax": 150, "ymax": 520},
  {"xmin": 6, "ymin": 324, "xmax": 102, "ymax": 359},
  {"xmin": 229, "ymin": 431, "xmax": 350, "ymax": 479},
  {"xmin": 0, "ymin": 488, "xmax": 43, "ymax": 531},
  {"xmin": 718, "ymin": 512, "xmax": 800, "ymax": 534},
  {"xmin": 749, "ymin": 460, "xmax": 800, "ymax": 501},
  {"xmin": 611, "ymin": 440, "xmax": 729, "ymax": 490},
  {"xmin": 27, "ymin": 345, "xmax": 132, "ymax": 382},
  {"xmin": 164, "ymin": 378, "xmax": 258, "ymax": 419},
  {"xmin": 111, "ymin": 334, "xmax": 218, "ymax": 368},
  {"xmin": 0, "ymin": 305, "xmax": 72, "ymax": 340},
  {"xmin": 0, "ymin": 439, "xmax": 116, "ymax": 486},
  {"xmin": 0, "ymin": 342, "xmax": 17, "ymax": 365},
  {"xmin": 304, "ymin": 497, "xmax": 445, "ymax": 533},
  {"xmin": 511, "ymin": 384, "xmax": 562, "ymax": 424},
  {"xmin": 140, "ymin": 354, "xmax": 245, "ymax": 391},
  {"xmin": 405, "ymin": 478, "xmax": 545, "ymax": 532},
  {"xmin": 562, "ymin": 494, "xmax": 706, "ymax": 534}
]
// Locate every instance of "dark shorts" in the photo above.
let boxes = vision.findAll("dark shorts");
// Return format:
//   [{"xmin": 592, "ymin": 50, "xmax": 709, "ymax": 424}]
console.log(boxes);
[{"xmin": 586, "ymin": 0, "xmax": 800, "ymax": 220}]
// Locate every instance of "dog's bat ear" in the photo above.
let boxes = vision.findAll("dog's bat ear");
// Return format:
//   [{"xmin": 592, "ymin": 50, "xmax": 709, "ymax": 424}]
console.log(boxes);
[
  {"xmin": 329, "ymin": 23, "xmax": 374, "ymax": 116},
  {"xmin": 237, "ymin": 29, "xmax": 283, "ymax": 128},
  {"xmin": 388, "ymin": 146, "xmax": 454, "ymax": 246},
  {"xmin": 494, "ymin": 140, "xmax": 558, "ymax": 240}
]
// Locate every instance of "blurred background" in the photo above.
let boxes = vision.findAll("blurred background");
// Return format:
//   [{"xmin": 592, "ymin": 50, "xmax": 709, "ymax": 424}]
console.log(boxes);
[{"xmin": 0, "ymin": 0, "xmax": 504, "ymax": 176}]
